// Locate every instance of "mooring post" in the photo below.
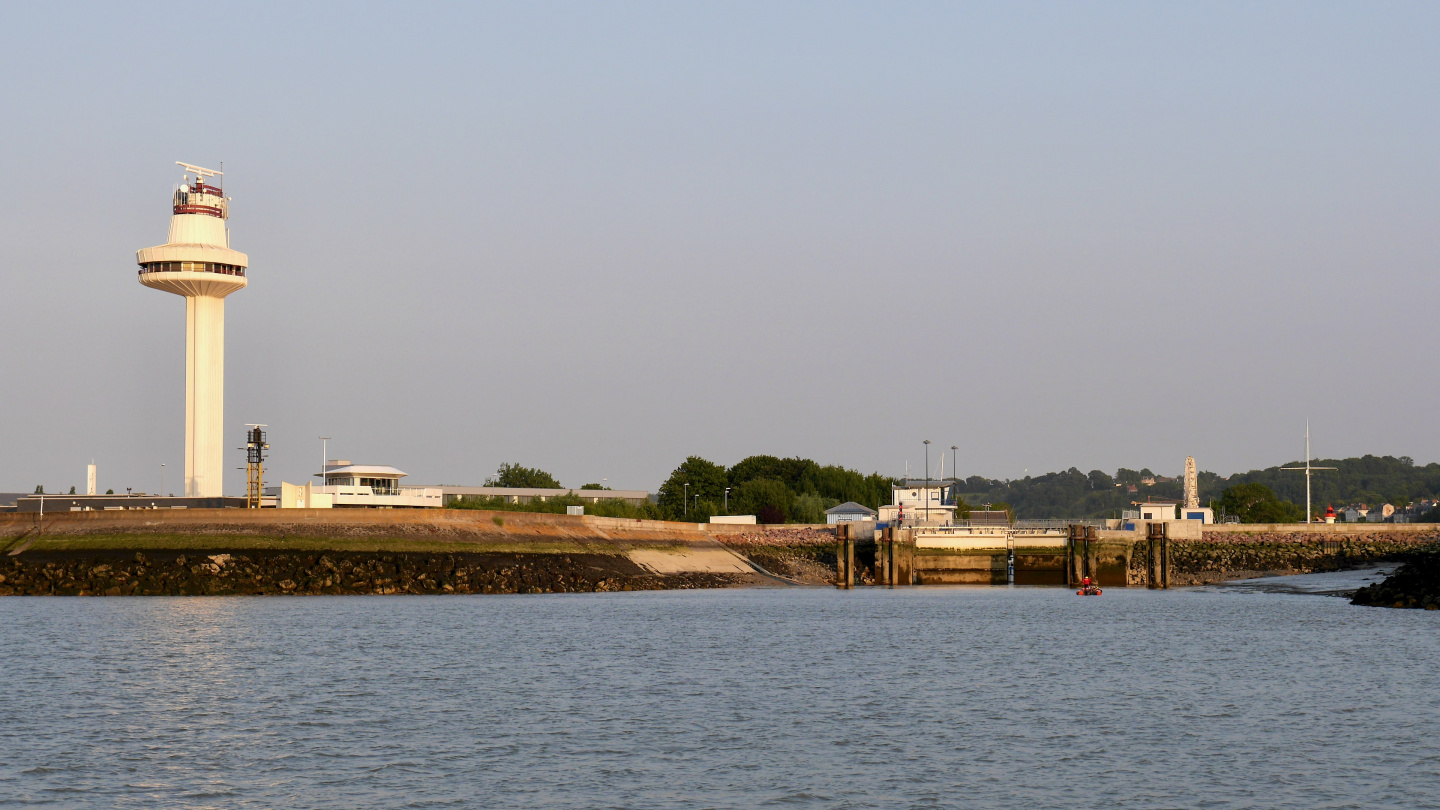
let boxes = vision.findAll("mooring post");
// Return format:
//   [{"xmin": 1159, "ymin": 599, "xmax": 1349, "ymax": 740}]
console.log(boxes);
[
  {"xmin": 1160, "ymin": 520, "xmax": 1169, "ymax": 589},
  {"xmin": 1146, "ymin": 522, "xmax": 1162, "ymax": 589},
  {"xmin": 835, "ymin": 524, "xmax": 851, "ymax": 589},
  {"xmin": 1083, "ymin": 525, "xmax": 1095, "ymax": 583},
  {"xmin": 1065, "ymin": 525, "xmax": 1080, "ymax": 587},
  {"xmin": 877, "ymin": 526, "xmax": 895, "ymax": 587},
  {"xmin": 845, "ymin": 523, "xmax": 855, "ymax": 589}
]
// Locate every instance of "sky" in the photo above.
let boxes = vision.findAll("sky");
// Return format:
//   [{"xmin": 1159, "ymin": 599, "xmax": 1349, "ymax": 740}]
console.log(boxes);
[{"xmin": 1, "ymin": 2, "xmax": 1437, "ymax": 496}]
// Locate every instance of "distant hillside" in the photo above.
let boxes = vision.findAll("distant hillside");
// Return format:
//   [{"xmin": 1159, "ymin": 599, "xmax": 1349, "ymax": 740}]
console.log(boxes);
[{"xmin": 956, "ymin": 455, "xmax": 1440, "ymax": 520}]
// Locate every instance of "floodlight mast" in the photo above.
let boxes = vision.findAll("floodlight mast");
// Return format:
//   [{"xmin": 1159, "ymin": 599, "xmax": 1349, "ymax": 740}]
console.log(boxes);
[{"xmin": 1281, "ymin": 420, "xmax": 1337, "ymax": 524}]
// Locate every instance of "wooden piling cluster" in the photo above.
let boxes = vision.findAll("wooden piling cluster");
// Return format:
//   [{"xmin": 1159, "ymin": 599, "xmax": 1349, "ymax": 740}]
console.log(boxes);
[
  {"xmin": 872, "ymin": 526, "xmax": 914, "ymax": 587},
  {"xmin": 1064, "ymin": 525, "xmax": 1100, "ymax": 586},
  {"xmin": 834, "ymin": 523, "xmax": 856, "ymax": 589},
  {"xmin": 1144, "ymin": 521, "xmax": 1170, "ymax": 589}
]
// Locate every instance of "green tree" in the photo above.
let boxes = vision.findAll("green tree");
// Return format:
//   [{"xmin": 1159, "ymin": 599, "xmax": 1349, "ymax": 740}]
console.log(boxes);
[
  {"xmin": 789, "ymin": 493, "xmax": 835, "ymax": 524},
  {"xmin": 1218, "ymin": 483, "xmax": 1304, "ymax": 523},
  {"xmin": 33, "ymin": 485, "xmax": 43, "ymax": 494},
  {"xmin": 657, "ymin": 456, "xmax": 728, "ymax": 519},
  {"xmin": 1115, "ymin": 468, "xmax": 1141, "ymax": 485},
  {"xmin": 579, "ymin": 483, "xmax": 611, "ymax": 490},
  {"xmin": 1088, "ymin": 470, "xmax": 1114, "ymax": 490},
  {"xmin": 105, "ymin": 489, "xmax": 114, "ymax": 495},
  {"xmin": 728, "ymin": 456, "xmax": 816, "ymax": 489},
  {"xmin": 485, "ymin": 463, "xmax": 562, "ymax": 489},
  {"xmin": 68, "ymin": 486, "xmax": 76, "ymax": 494},
  {"xmin": 732, "ymin": 477, "xmax": 794, "ymax": 523}
]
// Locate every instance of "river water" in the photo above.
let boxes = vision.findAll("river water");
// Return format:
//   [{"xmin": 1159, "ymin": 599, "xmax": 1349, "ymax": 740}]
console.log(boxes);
[{"xmin": 1, "ymin": 568, "xmax": 1436, "ymax": 809}]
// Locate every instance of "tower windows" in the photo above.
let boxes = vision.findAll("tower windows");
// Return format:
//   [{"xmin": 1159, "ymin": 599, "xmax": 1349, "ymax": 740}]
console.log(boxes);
[{"xmin": 139, "ymin": 261, "xmax": 245, "ymax": 277}]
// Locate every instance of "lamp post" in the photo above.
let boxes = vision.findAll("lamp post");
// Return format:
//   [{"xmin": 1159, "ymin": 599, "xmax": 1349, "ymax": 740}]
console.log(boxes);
[
  {"xmin": 319, "ymin": 437, "xmax": 330, "ymax": 487},
  {"xmin": 694, "ymin": 493, "xmax": 699, "ymax": 518},
  {"xmin": 160, "ymin": 463, "xmax": 166, "ymax": 497},
  {"xmin": 724, "ymin": 487, "xmax": 730, "ymax": 513},
  {"xmin": 923, "ymin": 439, "xmax": 931, "ymax": 525},
  {"xmin": 683, "ymin": 482, "xmax": 689, "ymax": 517}
]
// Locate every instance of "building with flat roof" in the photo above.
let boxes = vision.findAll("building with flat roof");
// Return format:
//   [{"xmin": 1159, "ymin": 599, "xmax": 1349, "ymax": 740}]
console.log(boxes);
[
  {"xmin": 270, "ymin": 460, "xmax": 441, "ymax": 508},
  {"xmin": 433, "ymin": 486, "xmax": 651, "ymax": 507}
]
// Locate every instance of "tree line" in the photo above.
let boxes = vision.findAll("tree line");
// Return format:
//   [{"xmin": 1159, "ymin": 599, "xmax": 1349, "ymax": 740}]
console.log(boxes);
[{"xmin": 449, "ymin": 454, "xmax": 1440, "ymax": 524}]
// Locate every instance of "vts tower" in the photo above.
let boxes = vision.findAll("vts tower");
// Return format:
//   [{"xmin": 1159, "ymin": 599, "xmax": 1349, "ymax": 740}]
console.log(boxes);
[{"xmin": 136, "ymin": 162, "xmax": 249, "ymax": 497}]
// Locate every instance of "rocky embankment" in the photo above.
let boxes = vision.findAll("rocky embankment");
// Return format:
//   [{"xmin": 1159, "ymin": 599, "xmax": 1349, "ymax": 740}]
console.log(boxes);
[
  {"xmin": 1351, "ymin": 546, "xmax": 1440, "ymax": 610},
  {"xmin": 1137, "ymin": 531, "xmax": 1440, "ymax": 586},
  {"xmin": 0, "ymin": 550, "xmax": 744, "ymax": 596},
  {"xmin": 717, "ymin": 527, "xmax": 843, "ymax": 585}
]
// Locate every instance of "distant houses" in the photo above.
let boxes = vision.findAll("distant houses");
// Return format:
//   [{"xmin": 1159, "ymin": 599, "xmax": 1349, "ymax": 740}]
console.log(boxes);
[{"xmin": 1338, "ymin": 500, "xmax": 1438, "ymax": 523}]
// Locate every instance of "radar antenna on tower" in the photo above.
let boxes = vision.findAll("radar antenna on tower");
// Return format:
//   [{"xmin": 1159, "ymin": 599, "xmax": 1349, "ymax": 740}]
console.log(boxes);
[{"xmin": 176, "ymin": 162, "xmax": 223, "ymax": 179}]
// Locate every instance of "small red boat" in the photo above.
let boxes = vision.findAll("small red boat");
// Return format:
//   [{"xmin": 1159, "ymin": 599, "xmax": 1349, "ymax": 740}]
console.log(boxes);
[{"xmin": 1076, "ymin": 576, "xmax": 1102, "ymax": 596}]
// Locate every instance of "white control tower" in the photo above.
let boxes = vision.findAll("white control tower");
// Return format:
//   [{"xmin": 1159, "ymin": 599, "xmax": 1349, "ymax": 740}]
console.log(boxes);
[{"xmin": 136, "ymin": 162, "xmax": 249, "ymax": 497}]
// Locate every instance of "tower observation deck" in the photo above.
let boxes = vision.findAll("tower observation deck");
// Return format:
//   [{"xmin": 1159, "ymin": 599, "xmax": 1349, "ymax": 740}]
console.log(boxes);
[{"xmin": 136, "ymin": 162, "xmax": 249, "ymax": 498}]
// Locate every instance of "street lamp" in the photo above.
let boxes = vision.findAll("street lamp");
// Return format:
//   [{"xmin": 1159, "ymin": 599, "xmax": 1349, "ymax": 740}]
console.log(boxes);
[
  {"xmin": 951, "ymin": 445, "xmax": 958, "ymax": 507},
  {"xmin": 683, "ymin": 482, "xmax": 689, "ymax": 517},
  {"xmin": 160, "ymin": 463, "xmax": 166, "ymax": 497},
  {"xmin": 724, "ymin": 487, "xmax": 730, "ymax": 512},
  {"xmin": 319, "ymin": 437, "xmax": 331, "ymax": 486},
  {"xmin": 923, "ymin": 439, "xmax": 931, "ymax": 525}
]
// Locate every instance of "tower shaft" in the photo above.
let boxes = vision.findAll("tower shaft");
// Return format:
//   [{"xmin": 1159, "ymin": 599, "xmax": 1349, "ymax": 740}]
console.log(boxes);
[{"xmin": 184, "ymin": 295, "xmax": 227, "ymax": 496}]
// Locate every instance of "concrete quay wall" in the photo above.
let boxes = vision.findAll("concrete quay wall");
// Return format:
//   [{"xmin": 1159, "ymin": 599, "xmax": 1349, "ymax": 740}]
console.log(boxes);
[{"xmin": 895, "ymin": 524, "xmax": 1440, "ymax": 588}]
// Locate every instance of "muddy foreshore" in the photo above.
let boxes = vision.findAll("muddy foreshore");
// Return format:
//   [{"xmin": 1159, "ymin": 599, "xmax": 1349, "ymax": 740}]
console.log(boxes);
[{"xmin": 0, "ymin": 550, "xmax": 747, "ymax": 597}]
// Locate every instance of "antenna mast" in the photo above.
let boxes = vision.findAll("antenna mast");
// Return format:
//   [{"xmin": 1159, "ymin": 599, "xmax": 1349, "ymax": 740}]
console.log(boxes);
[{"xmin": 1281, "ymin": 420, "xmax": 1337, "ymax": 524}]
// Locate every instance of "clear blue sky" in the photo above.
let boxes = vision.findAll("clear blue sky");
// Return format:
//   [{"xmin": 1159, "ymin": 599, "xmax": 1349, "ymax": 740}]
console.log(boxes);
[{"xmin": 1, "ymin": 2, "xmax": 1437, "ymax": 494}]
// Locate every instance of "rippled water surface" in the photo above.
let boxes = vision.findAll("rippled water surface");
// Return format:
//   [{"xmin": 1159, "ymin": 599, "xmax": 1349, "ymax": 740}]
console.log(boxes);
[{"xmin": 2, "ymin": 571, "xmax": 1438, "ymax": 809}]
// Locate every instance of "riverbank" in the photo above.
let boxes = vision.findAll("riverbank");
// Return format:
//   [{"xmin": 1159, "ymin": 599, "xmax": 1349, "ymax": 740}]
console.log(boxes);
[
  {"xmin": 714, "ymin": 527, "xmax": 843, "ymax": 585},
  {"xmin": 7, "ymin": 510, "xmax": 1437, "ymax": 596},
  {"xmin": 0, "ymin": 509, "xmax": 771, "ymax": 596},
  {"xmin": 1350, "ymin": 545, "xmax": 1440, "ymax": 609},
  {"xmin": 1159, "ymin": 530, "xmax": 1439, "ymax": 586},
  {"xmin": 0, "ymin": 548, "xmax": 750, "ymax": 596}
]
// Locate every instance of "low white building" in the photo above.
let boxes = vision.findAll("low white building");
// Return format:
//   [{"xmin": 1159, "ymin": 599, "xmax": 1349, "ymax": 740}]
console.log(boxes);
[
  {"xmin": 272, "ymin": 461, "xmax": 442, "ymax": 508},
  {"xmin": 825, "ymin": 502, "xmax": 877, "ymax": 524},
  {"xmin": 430, "ymin": 486, "xmax": 651, "ymax": 506},
  {"xmin": 879, "ymin": 481, "xmax": 957, "ymax": 526}
]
